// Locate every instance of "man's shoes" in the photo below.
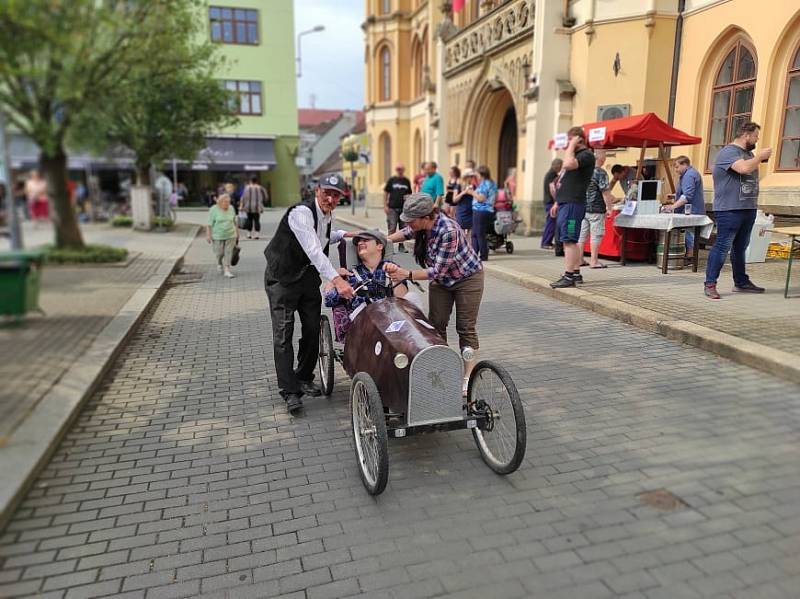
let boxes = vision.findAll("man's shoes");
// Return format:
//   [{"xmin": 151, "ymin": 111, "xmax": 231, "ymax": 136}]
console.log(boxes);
[
  {"xmin": 285, "ymin": 394, "xmax": 304, "ymax": 414},
  {"xmin": 550, "ymin": 275, "xmax": 576, "ymax": 288},
  {"xmin": 541, "ymin": 244, "xmax": 554, "ymax": 249},
  {"xmin": 732, "ymin": 281, "xmax": 765, "ymax": 293},
  {"xmin": 704, "ymin": 283, "xmax": 721, "ymax": 300},
  {"xmin": 300, "ymin": 381, "xmax": 322, "ymax": 397},
  {"xmin": 572, "ymin": 273, "xmax": 584, "ymax": 284}
]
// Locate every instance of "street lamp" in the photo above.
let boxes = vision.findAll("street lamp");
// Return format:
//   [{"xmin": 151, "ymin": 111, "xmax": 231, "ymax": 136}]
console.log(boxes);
[{"xmin": 296, "ymin": 25, "xmax": 325, "ymax": 78}]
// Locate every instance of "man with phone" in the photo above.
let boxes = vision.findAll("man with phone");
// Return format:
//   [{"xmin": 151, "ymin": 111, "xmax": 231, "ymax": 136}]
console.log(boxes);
[
  {"xmin": 550, "ymin": 126, "xmax": 595, "ymax": 288},
  {"xmin": 704, "ymin": 122, "xmax": 772, "ymax": 300}
]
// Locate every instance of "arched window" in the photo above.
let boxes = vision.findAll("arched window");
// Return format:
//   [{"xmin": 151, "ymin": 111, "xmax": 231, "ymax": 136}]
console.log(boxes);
[
  {"xmin": 380, "ymin": 0, "xmax": 390, "ymax": 15},
  {"xmin": 412, "ymin": 39, "xmax": 424, "ymax": 98},
  {"xmin": 380, "ymin": 46, "xmax": 391, "ymax": 101},
  {"xmin": 706, "ymin": 40, "xmax": 757, "ymax": 170},
  {"xmin": 380, "ymin": 132, "xmax": 392, "ymax": 181},
  {"xmin": 778, "ymin": 46, "xmax": 800, "ymax": 171}
]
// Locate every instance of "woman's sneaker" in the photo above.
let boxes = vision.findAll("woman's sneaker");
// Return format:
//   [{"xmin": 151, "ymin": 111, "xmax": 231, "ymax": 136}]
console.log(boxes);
[
  {"xmin": 224, "ymin": 269, "xmax": 235, "ymax": 278},
  {"xmin": 217, "ymin": 264, "xmax": 223, "ymax": 272},
  {"xmin": 704, "ymin": 283, "xmax": 721, "ymax": 300}
]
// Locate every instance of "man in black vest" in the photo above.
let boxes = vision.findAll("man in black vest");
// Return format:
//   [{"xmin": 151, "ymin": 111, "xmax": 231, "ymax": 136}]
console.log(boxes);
[{"xmin": 264, "ymin": 174, "xmax": 354, "ymax": 414}]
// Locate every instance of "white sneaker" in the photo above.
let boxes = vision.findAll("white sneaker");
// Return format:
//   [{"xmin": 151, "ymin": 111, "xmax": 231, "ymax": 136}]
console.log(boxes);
[
  {"xmin": 217, "ymin": 264, "xmax": 223, "ymax": 272},
  {"xmin": 224, "ymin": 269, "xmax": 235, "ymax": 278}
]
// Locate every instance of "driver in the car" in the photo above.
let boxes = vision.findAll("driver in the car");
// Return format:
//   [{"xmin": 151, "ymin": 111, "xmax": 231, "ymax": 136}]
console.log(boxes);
[{"xmin": 324, "ymin": 230, "xmax": 408, "ymax": 339}]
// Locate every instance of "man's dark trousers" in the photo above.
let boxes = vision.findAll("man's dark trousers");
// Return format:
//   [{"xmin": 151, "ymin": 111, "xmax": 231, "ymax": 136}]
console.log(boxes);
[{"xmin": 265, "ymin": 269, "xmax": 321, "ymax": 397}]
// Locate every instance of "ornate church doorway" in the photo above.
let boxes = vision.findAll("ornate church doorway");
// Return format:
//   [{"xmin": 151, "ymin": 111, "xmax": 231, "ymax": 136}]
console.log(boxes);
[{"xmin": 498, "ymin": 106, "xmax": 518, "ymax": 185}]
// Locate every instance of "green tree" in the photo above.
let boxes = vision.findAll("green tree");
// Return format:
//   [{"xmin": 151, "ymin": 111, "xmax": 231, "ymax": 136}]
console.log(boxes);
[{"xmin": 0, "ymin": 0, "xmax": 208, "ymax": 248}]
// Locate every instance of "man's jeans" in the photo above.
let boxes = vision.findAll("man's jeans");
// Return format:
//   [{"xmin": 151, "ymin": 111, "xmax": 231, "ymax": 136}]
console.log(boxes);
[{"xmin": 705, "ymin": 209, "xmax": 756, "ymax": 286}]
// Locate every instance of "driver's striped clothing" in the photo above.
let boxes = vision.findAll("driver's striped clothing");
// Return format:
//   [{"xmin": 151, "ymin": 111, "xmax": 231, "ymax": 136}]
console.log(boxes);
[{"xmin": 401, "ymin": 213, "xmax": 481, "ymax": 288}]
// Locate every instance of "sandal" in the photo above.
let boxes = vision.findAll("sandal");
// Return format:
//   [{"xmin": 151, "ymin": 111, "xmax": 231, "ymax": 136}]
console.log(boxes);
[{"xmin": 590, "ymin": 264, "xmax": 608, "ymax": 269}]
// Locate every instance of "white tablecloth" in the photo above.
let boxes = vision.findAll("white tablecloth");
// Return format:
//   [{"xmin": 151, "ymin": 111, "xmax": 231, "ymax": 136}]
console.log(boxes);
[{"xmin": 614, "ymin": 213, "xmax": 714, "ymax": 238}]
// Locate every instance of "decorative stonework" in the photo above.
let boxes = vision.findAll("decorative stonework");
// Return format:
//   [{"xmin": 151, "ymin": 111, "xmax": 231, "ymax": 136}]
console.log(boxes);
[{"xmin": 443, "ymin": 0, "xmax": 534, "ymax": 76}]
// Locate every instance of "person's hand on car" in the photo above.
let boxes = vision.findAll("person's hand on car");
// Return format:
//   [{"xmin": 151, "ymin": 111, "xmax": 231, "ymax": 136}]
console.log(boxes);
[
  {"xmin": 334, "ymin": 276, "xmax": 354, "ymax": 299},
  {"xmin": 336, "ymin": 267, "xmax": 351, "ymax": 277}
]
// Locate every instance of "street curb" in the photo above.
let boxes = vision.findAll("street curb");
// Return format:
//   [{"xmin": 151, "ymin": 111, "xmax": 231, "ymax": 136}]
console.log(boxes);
[
  {"xmin": 337, "ymin": 215, "xmax": 800, "ymax": 386},
  {"xmin": 0, "ymin": 225, "xmax": 200, "ymax": 532}
]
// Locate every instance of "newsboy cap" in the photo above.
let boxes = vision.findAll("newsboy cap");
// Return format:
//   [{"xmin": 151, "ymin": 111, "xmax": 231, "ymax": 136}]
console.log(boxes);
[{"xmin": 399, "ymin": 192, "xmax": 435, "ymax": 222}]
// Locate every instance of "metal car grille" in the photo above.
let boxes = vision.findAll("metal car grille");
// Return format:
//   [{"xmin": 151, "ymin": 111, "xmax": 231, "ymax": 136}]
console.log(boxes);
[{"xmin": 407, "ymin": 345, "xmax": 464, "ymax": 426}]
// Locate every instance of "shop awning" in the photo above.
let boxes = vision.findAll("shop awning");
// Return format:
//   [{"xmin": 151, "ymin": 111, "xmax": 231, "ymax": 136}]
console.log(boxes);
[
  {"xmin": 187, "ymin": 137, "xmax": 276, "ymax": 171},
  {"xmin": 9, "ymin": 134, "xmax": 134, "ymax": 171},
  {"xmin": 549, "ymin": 112, "xmax": 702, "ymax": 150}
]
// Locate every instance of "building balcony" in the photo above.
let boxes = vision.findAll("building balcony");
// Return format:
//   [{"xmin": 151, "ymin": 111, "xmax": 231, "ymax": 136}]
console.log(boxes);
[{"xmin": 443, "ymin": 0, "xmax": 534, "ymax": 76}]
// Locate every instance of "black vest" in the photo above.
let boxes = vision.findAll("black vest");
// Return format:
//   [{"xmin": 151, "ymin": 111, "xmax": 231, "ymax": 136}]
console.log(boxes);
[{"xmin": 264, "ymin": 201, "xmax": 332, "ymax": 285}]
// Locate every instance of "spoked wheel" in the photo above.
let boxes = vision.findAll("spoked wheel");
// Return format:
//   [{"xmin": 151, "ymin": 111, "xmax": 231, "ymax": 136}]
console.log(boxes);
[
  {"xmin": 318, "ymin": 315, "xmax": 335, "ymax": 396},
  {"xmin": 350, "ymin": 373, "xmax": 389, "ymax": 495},
  {"xmin": 505, "ymin": 241, "xmax": 514, "ymax": 254},
  {"xmin": 468, "ymin": 361, "xmax": 526, "ymax": 474}
]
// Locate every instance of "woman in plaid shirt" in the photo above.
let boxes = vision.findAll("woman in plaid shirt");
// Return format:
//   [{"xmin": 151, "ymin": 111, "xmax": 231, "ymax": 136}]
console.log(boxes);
[{"xmin": 385, "ymin": 193, "xmax": 484, "ymax": 391}]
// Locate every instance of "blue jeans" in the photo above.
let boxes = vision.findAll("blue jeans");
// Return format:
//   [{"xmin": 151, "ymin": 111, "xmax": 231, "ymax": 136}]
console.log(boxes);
[
  {"xmin": 704, "ymin": 209, "xmax": 756, "ymax": 286},
  {"xmin": 471, "ymin": 210, "xmax": 493, "ymax": 261}
]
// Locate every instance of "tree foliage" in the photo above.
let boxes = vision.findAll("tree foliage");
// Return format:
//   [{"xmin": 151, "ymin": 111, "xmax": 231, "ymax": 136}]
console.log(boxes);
[{"xmin": 0, "ymin": 0, "xmax": 216, "ymax": 248}]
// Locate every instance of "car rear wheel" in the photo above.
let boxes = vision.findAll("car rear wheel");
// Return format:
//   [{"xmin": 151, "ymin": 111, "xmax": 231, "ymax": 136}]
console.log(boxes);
[
  {"xmin": 350, "ymin": 373, "xmax": 389, "ymax": 495},
  {"xmin": 469, "ymin": 361, "xmax": 526, "ymax": 475},
  {"xmin": 318, "ymin": 315, "xmax": 334, "ymax": 396}
]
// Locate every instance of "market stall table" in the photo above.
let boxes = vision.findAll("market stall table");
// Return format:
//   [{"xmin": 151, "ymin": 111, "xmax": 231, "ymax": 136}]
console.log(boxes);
[
  {"xmin": 768, "ymin": 226, "xmax": 800, "ymax": 298},
  {"xmin": 614, "ymin": 213, "xmax": 714, "ymax": 273}
]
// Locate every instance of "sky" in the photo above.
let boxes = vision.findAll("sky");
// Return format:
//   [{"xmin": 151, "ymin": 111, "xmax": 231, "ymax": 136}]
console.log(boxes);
[{"xmin": 294, "ymin": 0, "xmax": 364, "ymax": 110}]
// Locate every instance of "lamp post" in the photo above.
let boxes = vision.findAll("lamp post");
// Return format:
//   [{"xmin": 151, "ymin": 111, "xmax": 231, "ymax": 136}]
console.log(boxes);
[{"xmin": 296, "ymin": 25, "xmax": 325, "ymax": 78}]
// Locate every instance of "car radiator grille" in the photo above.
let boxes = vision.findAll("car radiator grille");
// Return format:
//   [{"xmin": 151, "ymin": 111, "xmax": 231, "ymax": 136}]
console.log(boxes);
[{"xmin": 407, "ymin": 345, "xmax": 464, "ymax": 426}]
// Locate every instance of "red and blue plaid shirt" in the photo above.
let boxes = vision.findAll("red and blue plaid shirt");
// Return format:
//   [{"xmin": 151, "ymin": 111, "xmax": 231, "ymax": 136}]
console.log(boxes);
[{"xmin": 403, "ymin": 214, "xmax": 482, "ymax": 287}]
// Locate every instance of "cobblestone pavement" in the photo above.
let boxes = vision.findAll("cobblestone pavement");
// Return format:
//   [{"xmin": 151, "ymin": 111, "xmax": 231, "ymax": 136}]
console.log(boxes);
[
  {"xmin": 1, "ymin": 211, "xmax": 799, "ymax": 598},
  {"xmin": 0, "ymin": 223, "xmax": 196, "ymax": 443},
  {"xmin": 340, "ymin": 210, "xmax": 800, "ymax": 355}
]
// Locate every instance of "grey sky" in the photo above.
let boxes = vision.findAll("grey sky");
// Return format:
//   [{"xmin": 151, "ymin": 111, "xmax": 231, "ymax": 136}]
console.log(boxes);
[{"xmin": 294, "ymin": 0, "xmax": 364, "ymax": 110}]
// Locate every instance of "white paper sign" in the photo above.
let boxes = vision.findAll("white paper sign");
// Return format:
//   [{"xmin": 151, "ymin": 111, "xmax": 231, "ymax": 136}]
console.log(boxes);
[
  {"xmin": 385, "ymin": 320, "xmax": 406, "ymax": 333},
  {"xmin": 553, "ymin": 133, "xmax": 568, "ymax": 150},
  {"xmin": 621, "ymin": 200, "xmax": 637, "ymax": 216},
  {"xmin": 589, "ymin": 126, "xmax": 606, "ymax": 143},
  {"xmin": 415, "ymin": 318, "xmax": 435, "ymax": 330}
]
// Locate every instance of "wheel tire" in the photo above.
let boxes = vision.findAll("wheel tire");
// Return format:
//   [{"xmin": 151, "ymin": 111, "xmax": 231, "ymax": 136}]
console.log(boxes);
[
  {"xmin": 469, "ymin": 360, "xmax": 526, "ymax": 475},
  {"xmin": 506, "ymin": 241, "xmax": 514, "ymax": 254},
  {"xmin": 318, "ymin": 315, "xmax": 335, "ymax": 396},
  {"xmin": 350, "ymin": 373, "xmax": 389, "ymax": 495}
]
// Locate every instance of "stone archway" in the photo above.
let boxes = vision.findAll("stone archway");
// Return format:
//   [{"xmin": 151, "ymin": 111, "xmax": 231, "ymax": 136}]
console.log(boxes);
[{"xmin": 464, "ymin": 84, "xmax": 518, "ymax": 182}]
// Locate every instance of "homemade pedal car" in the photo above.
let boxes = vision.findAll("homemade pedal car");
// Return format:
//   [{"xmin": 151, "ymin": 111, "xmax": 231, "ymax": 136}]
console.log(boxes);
[{"xmin": 318, "ymin": 240, "xmax": 526, "ymax": 495}]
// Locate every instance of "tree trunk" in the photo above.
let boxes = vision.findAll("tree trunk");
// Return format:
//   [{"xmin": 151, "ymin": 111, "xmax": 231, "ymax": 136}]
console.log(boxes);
[
  {"xmin": 40, "ymin": 148, "xmax": 84, "ymax": 249},
  {"xmin": 136, "ymin": 164, "xmax": 151, "ymax": 186}
]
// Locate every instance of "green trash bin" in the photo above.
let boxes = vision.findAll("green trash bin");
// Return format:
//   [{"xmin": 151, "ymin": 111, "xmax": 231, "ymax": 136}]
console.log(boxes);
[{"xmin": 0, "ymin": 250, "xmax": 45, "ymax": 318}]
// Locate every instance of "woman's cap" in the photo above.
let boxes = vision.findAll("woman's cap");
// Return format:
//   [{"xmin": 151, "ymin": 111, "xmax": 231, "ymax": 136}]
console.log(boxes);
[
  {"xmin": 352, "ymin": 229, "xmax": 387, "ymax": 247},
  {"xmin": 400, "ymin": 193, "xmax": 434, "ymax": 222}
]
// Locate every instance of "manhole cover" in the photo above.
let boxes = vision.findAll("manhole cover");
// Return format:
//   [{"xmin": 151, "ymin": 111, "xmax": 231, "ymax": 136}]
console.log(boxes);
[
  {"xmin": 639, "ymin": 488, "xmax": 689, "ymax": 512},
  {"xmin": 168, "ymin": 272, "xmax": 204, "ymax": 285}
]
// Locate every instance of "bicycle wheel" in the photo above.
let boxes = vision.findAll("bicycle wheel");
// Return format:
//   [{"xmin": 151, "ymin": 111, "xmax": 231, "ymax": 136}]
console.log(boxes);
[
  {"xmin": 350, "ymin": 373, "xmax": 389, "ymax": 495},
  {"xmin": 318, "ymin": 315, "xmax": 335, "ymax": 396},
  {"xmin": 469, "ymin": 360, "xmax": 526, "ymax": 475}
]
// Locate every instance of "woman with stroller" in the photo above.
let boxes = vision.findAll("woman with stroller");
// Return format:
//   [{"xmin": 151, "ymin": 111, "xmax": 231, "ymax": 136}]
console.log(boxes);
[
  {"xmin": 385, "ymin": 193, "xmax": 484, "ymax": 394},
  {"xmin": 470, "ymin": 165, "xmax": 496, "ymax": 262}
]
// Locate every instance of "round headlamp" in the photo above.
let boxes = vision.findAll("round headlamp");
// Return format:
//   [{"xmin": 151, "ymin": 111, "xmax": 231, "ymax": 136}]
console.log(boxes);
[{"xmin": 393, "ymin": 353, "xmax": 409, "ymax": 369}]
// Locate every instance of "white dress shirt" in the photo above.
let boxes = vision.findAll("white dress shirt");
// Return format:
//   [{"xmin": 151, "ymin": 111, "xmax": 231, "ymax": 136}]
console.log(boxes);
[{"xmin": 288, "ymin": 199, "xmax": 345, "ymax": 282}]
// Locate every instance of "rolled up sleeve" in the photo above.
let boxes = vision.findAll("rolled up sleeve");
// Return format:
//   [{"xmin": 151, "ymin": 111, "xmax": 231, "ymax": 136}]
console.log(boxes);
[{"xmin": 288, "ymin": 206, "xmax": 339, "ymax": 281}]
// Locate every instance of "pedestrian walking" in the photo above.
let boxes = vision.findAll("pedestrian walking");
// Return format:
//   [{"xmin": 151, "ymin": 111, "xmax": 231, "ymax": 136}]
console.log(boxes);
[
  {"xmin": 206, "ymin": 194, "xmax": 239, "ymax": 278},
  {"xmin": 541, "ymin": 158, "xmax": 561, "ymax": 248},
  {"xmin": 578, "ymin": 150, "xmax": 616, "ymax": 269},
  {"xmin": 264, "ymin": 174, "xmax": 355, "ymax": 414},
  {"xmin": 13, "ymin": 180, "xmax": 28, "ymax": 221},
  {"xmin": 383, "ymin": 163, "xmax": 412, "ymax": 253},
  {"xmin": 413, "ymin": 162, "xmax": 426, "ymax": 192},
  {"xmin": 241, "ymin": 176, "xmax": 267, "ymax": 240},
  {"xmin": 663, "ymin": 155, "xmax": 705, "ymax": 260},
  {"xmin": 703, "ymin": 122, "xmax": 771, "ymax": 300},
  {"xmin": 550, "ymin": 126, "xmax": 595, "ymax": 288},
  {"xmin": 471, "ymin": 165, "xmax": 497, "ymax": 262},
  {"xmin": 420, "ymin": 161, "xmax": 445, "ymax": 207},
  {"xmin": 385, "ymin": 193, "xmax": 483, "ymax": 394},
  {"xmin": 25, "ymin": 170, "xmax": 49, "ymax": 224}
]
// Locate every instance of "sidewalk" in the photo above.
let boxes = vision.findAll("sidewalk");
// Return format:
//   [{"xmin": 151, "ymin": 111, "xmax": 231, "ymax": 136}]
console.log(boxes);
[
  {"xmin": 338, "ymin": 209, "xmax": 800, "ymax": 384},
  {"xmin": 0, "ymin": 221, "xmax": 198, "ymax": 528}
]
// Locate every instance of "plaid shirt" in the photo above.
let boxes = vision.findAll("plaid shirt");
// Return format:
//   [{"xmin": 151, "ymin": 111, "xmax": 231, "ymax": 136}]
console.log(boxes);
[
  {"xmin": 402, "ymin": 214, "xmax": 482, "ymax": 287},
  {"xmin": 324, "ymin": 261, "xmax": 394, "ymax": 312}
]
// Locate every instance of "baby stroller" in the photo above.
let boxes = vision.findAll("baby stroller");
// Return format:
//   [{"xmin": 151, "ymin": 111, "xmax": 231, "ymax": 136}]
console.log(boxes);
[{"xmin": 486, "ymin": 189, "xmax": 521, "ymax": 254}]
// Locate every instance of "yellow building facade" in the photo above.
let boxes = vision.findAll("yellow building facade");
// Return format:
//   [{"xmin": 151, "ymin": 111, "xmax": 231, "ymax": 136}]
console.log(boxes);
[{"xmin": 364, "ymin": 0, "xmax": 800, "ymax": 231}]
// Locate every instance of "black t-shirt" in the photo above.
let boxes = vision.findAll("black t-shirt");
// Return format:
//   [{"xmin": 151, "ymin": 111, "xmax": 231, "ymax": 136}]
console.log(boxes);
[
  {"xmin": 543, "ymin": 170, "xmax": 558, "ymax": 205},
  {"xmin": 556, "ymin": 148, "xmax": 595, "ymax": 204},
  {"xmin": 383, "ymin": 176, "xmax": 412, "ymax": 210},
  {"xmin": 445, "ymin": 180, "xmax": 461, "ymax": 205}
]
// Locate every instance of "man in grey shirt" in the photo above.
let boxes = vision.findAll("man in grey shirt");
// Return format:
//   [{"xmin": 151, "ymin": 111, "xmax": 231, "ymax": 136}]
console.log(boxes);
[{"xmin": 704, "ymin": 122, "xmax": 772, "ymax": 300}]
